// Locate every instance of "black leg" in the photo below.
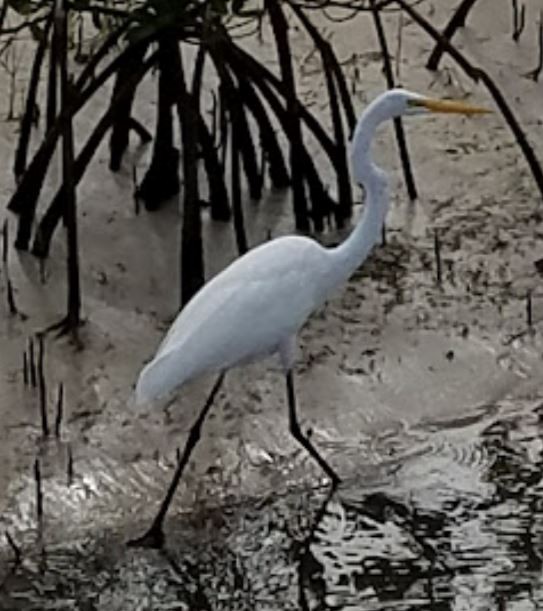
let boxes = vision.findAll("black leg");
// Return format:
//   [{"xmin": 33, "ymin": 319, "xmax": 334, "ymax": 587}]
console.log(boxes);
[
  {"xmin": 127, "ymin": 372, "xmax": 226, "ymax": 549},
  {"xmin": 286, "ymin": 371, "xmax": 340, "ymax": 487}
]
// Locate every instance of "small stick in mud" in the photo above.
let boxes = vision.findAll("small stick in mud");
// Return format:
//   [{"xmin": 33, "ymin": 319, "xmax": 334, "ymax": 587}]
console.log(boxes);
[
  {"xmin": 28, "ymin": 337, "xmax": 37, "ymax": 388},
  {"xmin": 2, "ymin": 219, "xmax": 8, "ymax": 264},
  {"xmin": 434, "ymin": 229, "xmax": 443, "ymax": 286},
  {"xmin": 6, "ymin": 276, "xmax": 18, "ymax": 315},
  {"xmin": 34, "ymin": 459, "xmax": 43, "ymax": 529},
  {"xmin": 512, "ymin": 0, "xmax": 526, "ymax": 41},
  {"xmin": 381, "ymin": 223, "xmax": 387, "ymax": 246},
  {"xmin": 524, "ymin": 11, "xmax": 543, "ymax": 82},
  {"xmin": 526, "ymin": 289, "xmax": 533, "ymax": 328},
  {"xmin": 66, "ymin": 444, "xmax": 74, "ymax": 486},
  {"xmin": 37, "ymin": 334, "xmax": 49, "ymax": 437},
  {"xmin": 370, "ymin": 0, "xmax": 417, "ymax": 201},
  {"xmin": 23, "ymin": 350, "xmax": 28, "ymax": 386},
  {"xmin": 132, "ymin": 164, "xmax": 140, "ymax": 215},
  {"xmin": 54, "ymin": 382, "xmax": 64, "ymax": 438},
  {"xmin": 5, "ymin": 531, "xmax": 22, "ymax": 566}
]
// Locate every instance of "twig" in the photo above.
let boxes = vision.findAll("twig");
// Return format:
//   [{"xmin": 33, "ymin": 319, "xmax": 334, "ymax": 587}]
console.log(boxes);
[
  {"xmin": 6, "ymin": 276, "xmax": 18, "ymax": 315},
  {"xmin": 395, "ymin": 0, "xmax": 543, "ymax": 203},
  {"xmin": 23, "ymin": 350, "xmax": 28, "ymax": 386},
  {"xmin": 527, "ymin": 290, "xmax": 533, "ymax": 328},
  {"xmin": 67, "ymin": 444, "xmax": 74, "ymax": 486},
  {"xmin": 34, "ymin": 459, "xmax": 43, "ymax": 529},
  {"xmin": 54, "ymin": 382, "xmax": 64, "ymax": 438},
  {"xmin": 512, "ymin": 0, "xmax": 526, "ymax": 42},
  {"xmin": 434, "ymin": 229, "xmax": 442, "ymax": 286},
  {"xmin": 231, "ymin": 112, "xmax": 249, "ymax": 255},
  {"xmin": 2, "ymin": 219, "xmax": 7, "ymax": 264},
  {"xmin": 5, "ymin": 531, "xmax": 21, "ymax": 565},
  {"xmin": 370, "ymin": 0, "xmax": 417, "ymax": 201},
  {"xmin": 37, "ymin": 335, "xmax": 49, "ymax": 437},
  {"xmin": 29, "ymin": 337, "xmax": 37, "ymax": 388},
  {"xmin": 524, "ymin": 11, "xmax": 543, "ymax": 81},
  {"xmin": 426, "ymin": 0, "xmax": 481, "ymax": 71}
]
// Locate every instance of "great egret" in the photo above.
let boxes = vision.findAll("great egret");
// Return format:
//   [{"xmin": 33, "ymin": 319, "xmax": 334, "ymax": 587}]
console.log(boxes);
[{"xmin": 129, "ymin": 89, "xmax": 490, "ymax": 548}]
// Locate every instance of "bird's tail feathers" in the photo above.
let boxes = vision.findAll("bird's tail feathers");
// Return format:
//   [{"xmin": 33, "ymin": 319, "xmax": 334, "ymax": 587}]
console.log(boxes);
[{"xmin": 134, "ymin": 351, "xmax": 184, "ymax": 405}]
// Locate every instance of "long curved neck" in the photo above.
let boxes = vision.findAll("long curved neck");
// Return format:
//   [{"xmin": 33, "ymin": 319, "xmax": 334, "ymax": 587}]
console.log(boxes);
[{"xmin": 330, "ymin": 102, "xmax": 390, "ymax": 285}]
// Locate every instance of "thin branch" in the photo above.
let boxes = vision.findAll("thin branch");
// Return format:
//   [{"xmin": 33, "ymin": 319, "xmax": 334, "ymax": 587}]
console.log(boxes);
[
  {"xmin": 370, "ymin": 0, "xmax": 417, "ymax": 200},
  {"xmin": 396, "ymin": 0, "xmax": 543, "ymax": 202},
  {"xmin": 524, "ymin": 11, "xmax": 543, "ymax": 82},
  {"xmin": 426, "ymin": 0, "xmax": 481, "ymax": 71},
  {"xmin": 512, "ymin": 0, "xmax": 526, "ymax": 42}
]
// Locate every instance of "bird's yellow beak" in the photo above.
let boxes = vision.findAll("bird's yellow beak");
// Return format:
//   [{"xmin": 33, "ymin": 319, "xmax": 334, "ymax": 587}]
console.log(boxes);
[{"xmin": 408, "ymin": 97, "xmax": 492, "ymax": 115}]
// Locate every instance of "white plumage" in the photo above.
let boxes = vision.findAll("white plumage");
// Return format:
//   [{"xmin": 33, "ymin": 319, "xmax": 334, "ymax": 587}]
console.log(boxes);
[
  {"xmin": 136, "ymin": 236, "xmax": 332, "ymax": 402},
  {"xmin": 129, "ymin": 89, "xmax": 490, "ymax": 548},
  {"xmin": 136, "ymin": 89, "xmax": 489, "ymax": 405}
]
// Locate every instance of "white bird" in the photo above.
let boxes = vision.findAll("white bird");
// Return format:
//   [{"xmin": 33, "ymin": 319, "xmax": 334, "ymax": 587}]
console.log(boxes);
[{"xmin": 129, "ymin": 89, "xmax": 490, "ymax": 548}]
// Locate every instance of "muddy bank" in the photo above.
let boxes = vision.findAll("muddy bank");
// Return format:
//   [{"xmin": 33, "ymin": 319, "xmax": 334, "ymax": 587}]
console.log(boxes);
[{"xmin": 1, "ymin": 0, "xmax": 543, "ymax": 608}]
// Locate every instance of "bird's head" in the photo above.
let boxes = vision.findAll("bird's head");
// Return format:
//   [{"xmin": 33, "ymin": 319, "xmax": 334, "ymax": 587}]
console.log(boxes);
[{"xmin": 379, "ymin": 88, "xmax": 492, "ymax": 119}]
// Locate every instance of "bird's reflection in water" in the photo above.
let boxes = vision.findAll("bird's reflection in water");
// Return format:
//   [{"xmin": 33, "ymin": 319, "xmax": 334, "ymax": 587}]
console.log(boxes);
[
  {"xmin": 297, "ymin": 402, "xmax": 543, "ymax": 610},
  {"xmin": 299, "ymin": 487, "xmax": 451, "ymax": 610}
]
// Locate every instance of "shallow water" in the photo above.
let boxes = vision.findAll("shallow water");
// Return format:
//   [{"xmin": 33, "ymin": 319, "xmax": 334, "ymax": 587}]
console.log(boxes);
[
  {"xmin": 2, "ymin": 0, "xmax": 543, "ymax": 608},
  {"xmin": 2, "ymin": 387, "xmax": 543, "ymax": 610}
]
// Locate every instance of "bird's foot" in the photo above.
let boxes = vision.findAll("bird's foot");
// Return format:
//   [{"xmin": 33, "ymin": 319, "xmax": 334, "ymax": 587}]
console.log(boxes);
[
  {"xmin": 330, "ymin": 472, "xmax": 341, "ymax": 490},
  {"xmin": 127, "ymin": 524, "xmax": 165, "ymax": 549}
]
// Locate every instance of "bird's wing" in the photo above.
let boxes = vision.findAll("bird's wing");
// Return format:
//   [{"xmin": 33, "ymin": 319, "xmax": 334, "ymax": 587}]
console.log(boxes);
[
  {"xmin": 154, "ymin": 280, "xmax": 238, "ymax": 361},
  {"xmin": 136, "ymin": 236, "xmax": 328, "ymax": 402},
  {"xmin": 154, "ymin": 236, "xmax": 319, "ymax": 361}
]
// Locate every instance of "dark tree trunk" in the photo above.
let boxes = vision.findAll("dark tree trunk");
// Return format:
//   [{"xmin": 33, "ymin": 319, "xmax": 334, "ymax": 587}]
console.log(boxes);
[
  {"xmin": 75, "ymin": 21, "xmax": 130, "ymax": 90},
  {"xmin": 109, "ymin": 42, "xmax": 149, "ymax": 172},
  {"xmin": 265, "ymin": 0, "xmax": 309, "ymax": 231},
  {"xmin": 397, "ymin": 0, "xmax": 543, "ymax": 201},
  {"xmin": 219, "ymin": 83, "xmax": 228, "ymax": 169},
  {"xmin": 32, "ymin": 53, "xmax": 158, "ymax": 258},
  {"xmin": 321, "ymin": 50, "xmax": 351, "ymax": 225},
  {"xmin": 227, "ymin": 64, "xmax": 290, "ymax": 189},
  {"xmin": 223, "ymin": 38, "xmax": 337, "ymax": 165},
  {"xmin": 224, "ymin": 50, "xmax": 337, "ymax": 229},
  {"xmin": 46, "ymin": 12, "xmax": 58, "ymax": 131},
  {"xmin": 176, "ymin": 46, "xmax": 204, "ymax": 307},
  {"xmin": 287, "ymin": 3, "xmax": 356, "ymax": 133},
  {"xmin": 198, "ymin": 115, "xmax": 231, "ymax": 221},
  {"xmin": 0, "ymin": 2, "xmax": 7, "ymax": 32},
  {"xmin": 57, "ymin": 0, "xmax": 80, "ymax": 331},
  {"xmin": 138, "ymin": 32, "xmax": 179, "ymax": 209},
  {"xmin": 209, "ymin": 55, "xmax": 262, "ymax": 200},
  {"xmin": 240, "ymin": 81, "xmax": 290, "ymax": 189},
  {"xmin": 370, "ymin": 0, "xmax": 417, "ymax": 201},
  {"xmin": 8, "ymin": 36, "xmax": 155, "ymax": 249},
  {"xmin": 301, "ymin": 149, "xmax": 336, "ymax": 232},
  {"xmin": 231, "ymin": 110, "xmax": 248, "ymax": 255},
  {"xmin": 14, "ymin": 11, "xmax": 53, "ymax": 180},
  {"xmin": 426, "ymin": 0, "xmax": 481, "ymax": 71},
  {"xmin": 288, "ymin": 1, "xmax": 354, "ymax": 222}
]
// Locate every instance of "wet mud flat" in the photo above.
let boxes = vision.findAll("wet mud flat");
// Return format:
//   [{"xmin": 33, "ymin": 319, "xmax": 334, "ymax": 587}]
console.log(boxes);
[
  {"xmin": 2, "ymin": 0, "xmax": 543, "ymax": 609},
  {"xmin": 2, "ymin": 389, "xmax": 543, "ymax": 610}
]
